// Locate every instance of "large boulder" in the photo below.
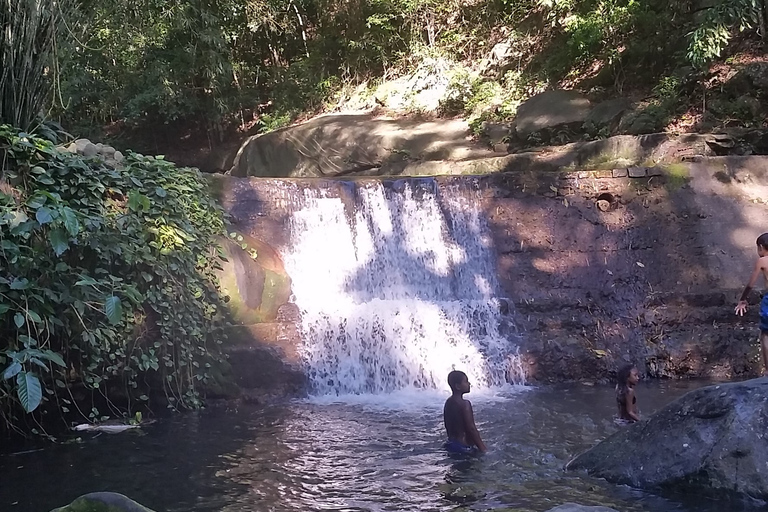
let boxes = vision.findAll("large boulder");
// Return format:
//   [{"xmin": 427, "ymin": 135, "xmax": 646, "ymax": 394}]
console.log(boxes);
[
  {"xmin": 51, "ymin": 492, "xmax": 154, "ymax": 512},
  {"xmin": 229, "ymin": 114, "xmax": 490, "ymax": 178},
  {"xmin": 566, "ymin": 378, "xmax": 768, "ymax": 501},
  {"xmin": 583, "ymin": 98, "xmax": 631, "ymax": 135},
  {"xmin": 514, "ymin": 90, "xmax": 592, "ymax": 138}
]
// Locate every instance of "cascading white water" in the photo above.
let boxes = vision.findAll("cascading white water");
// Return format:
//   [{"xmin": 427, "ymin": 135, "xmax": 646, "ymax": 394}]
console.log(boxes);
[{"xmin": 282, "ymin": 180, "xmax": 523, "ymax": 395}]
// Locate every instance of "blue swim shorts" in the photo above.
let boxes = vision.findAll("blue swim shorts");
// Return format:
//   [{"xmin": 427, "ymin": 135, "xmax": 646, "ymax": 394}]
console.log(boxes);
[
  {"xmin": 761, "ymin": 294, "xmax": 768, "ymax": 333},
  {"xmin": 444, "ymin": 440, "xmax": 477, "ymax": 455}
]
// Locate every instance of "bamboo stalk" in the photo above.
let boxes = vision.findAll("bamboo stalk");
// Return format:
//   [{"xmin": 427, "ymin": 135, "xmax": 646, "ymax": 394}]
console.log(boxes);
[{"xmin": 0, "ymin": 0, "xmax": 70, "ymax": 130}]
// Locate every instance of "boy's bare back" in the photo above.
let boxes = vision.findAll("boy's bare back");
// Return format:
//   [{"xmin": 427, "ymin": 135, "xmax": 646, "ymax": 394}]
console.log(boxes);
[
  {"xmin": 443, "ymin": 370, "xmax": 487, "ymax": 453},
  {"xmin": 443, "ymin": 396, "xmax": 471, "ymax": 445}
]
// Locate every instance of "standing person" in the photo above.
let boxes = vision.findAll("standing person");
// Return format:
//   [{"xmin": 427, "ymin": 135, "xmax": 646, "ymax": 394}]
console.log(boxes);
[
  {"xmin": 443, "ymin": 370, "xmax": 487, "ymax": 454},
  {"xmin": 615, "ymin": 364, "xmax": 640, "ymax": 425},
  {"xmin": 735, "ymin": 233, "xmax": 768, "ymax": 375}
]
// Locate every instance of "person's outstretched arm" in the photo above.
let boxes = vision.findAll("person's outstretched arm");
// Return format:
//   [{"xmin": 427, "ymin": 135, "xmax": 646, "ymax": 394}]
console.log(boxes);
[
  {"xmin": 462, "ymin": 400, "xmax": 487, "ymax": 452},
  {"xmin": 736, "ymin": 259, "xmax": 766, "ymax": 315}
]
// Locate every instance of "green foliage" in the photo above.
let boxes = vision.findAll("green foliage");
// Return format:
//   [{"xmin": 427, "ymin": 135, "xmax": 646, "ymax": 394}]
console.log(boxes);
[
  {"xmin": 687, "ymin": 0, "xmax": 763, "ymax": 67},
  {"xmin": 0, "ymin": 126, "xmax": 228, "ymax": 434},
  {"xmin": 44, "ymin": 0, "xmax": 768, "ymax": 139}
]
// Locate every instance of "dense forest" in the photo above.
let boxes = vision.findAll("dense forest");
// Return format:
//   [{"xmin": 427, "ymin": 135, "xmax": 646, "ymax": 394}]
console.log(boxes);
[
  {"xmin": 1, "ymin": 0, "xmax": 767, "ymax": 436},
  {"xmin": 5, "ymin": 0, "xmax": 768, "ymax": 140}
]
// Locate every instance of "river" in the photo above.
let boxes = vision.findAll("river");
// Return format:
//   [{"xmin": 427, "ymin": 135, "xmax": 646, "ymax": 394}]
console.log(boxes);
[{"xmin": 2, "ymin": 379, "xmax": 760, "ymax": 512}]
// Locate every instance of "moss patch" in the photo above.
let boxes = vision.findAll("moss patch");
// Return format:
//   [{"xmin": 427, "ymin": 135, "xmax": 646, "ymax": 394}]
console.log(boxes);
[{"xmin": 664, "ymin": 163, "xmax": 691, "ymax": 190}]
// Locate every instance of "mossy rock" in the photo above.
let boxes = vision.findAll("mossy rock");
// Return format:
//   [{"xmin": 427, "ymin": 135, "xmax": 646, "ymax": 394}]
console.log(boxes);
[
  {"xmin": 217, "ymin": 233, "xmax": 292, "ymax": 324},
  {"xmin": 51, "ymin": 492, "xmax": 155, "ymax": 512}
]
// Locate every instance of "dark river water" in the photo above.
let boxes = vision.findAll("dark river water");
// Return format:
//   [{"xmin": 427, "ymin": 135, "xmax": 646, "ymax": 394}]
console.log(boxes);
[{"xmin": 0, "ymin": 380, "xmax": 761, "ymax": 512}]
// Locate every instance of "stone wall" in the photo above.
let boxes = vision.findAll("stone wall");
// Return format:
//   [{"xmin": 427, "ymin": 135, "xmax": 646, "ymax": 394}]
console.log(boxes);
[{"xmin": 211, "ymin": 155, "xmax": 768, "ymax": 387}]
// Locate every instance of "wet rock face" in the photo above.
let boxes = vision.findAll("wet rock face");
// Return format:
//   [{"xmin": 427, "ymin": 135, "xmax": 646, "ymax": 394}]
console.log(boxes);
[
  {"xmin": 566, "ymin": 378, "xmax": 768, "ymax": 502},
  {"xmin": 51, "ymin": 492, "xmax": 155, "ymax": 512},
  {"xmin": 214, "ymin": 156, "xmax": 768, "ymax": 387}
]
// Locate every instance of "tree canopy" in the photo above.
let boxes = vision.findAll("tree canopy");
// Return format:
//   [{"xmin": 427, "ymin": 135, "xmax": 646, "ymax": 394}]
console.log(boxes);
[{"xmin": 2, "ymin": 0, "xmax": 763, "ymax": 135}]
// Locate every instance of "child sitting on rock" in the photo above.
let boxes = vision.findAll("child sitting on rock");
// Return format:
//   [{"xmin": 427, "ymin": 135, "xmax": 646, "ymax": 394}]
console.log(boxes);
[{"xmin": 615, "ymin": 364, "xmax": 640, "ymax": 425}]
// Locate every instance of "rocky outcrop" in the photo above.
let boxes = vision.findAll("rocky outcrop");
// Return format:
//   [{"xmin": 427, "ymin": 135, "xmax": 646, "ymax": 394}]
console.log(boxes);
[
  {"xmin": 566, "ymin": 378, "xmax": 768, "ymax": 502},
  {"xmin": 402, "ymin": 133, "xmax": 718, "ymax": 176},
  {"xmin": 227, "ymin": 99, "xmax": 763, "ymax": 180},
  {"xmin": 513, "ymin": 90, "xmax": 592, "ymax": 138},
  {"xmin": 51, "ymin": 492, "xmax": 154, "ymax": 512},
  {"xmin": 63, "ymin": 138, "xmax": 125, "ymax": 167},
  {"xmin": 229, "ymin": 113, "xmax": 492, "ymax": 178},
  {"xmin": 545, "ymin": 505, "xmax": 619, "ymax": 512}
]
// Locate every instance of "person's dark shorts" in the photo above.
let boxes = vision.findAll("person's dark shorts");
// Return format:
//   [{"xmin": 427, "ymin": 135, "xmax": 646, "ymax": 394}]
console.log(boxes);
[{"xmin": 761, "ymin": 294, "xmax": 768, "ymax": 333}]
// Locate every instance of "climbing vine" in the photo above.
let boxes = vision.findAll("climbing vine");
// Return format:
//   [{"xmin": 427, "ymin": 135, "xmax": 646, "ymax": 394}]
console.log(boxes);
[{"xmin": 0, "ymin": 126, "xmax": 229, "ymax": 436}]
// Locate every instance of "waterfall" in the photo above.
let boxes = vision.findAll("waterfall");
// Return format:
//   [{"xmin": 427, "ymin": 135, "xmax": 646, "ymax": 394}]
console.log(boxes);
[{"xmin": 282, "ymin": 179, "xmax": 523, "ymax": 395}]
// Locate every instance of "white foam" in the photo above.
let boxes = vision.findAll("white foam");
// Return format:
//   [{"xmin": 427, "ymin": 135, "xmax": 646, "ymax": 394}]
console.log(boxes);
[
  {"xmin": 283, "ymin": 181, "xmax": 524, "ymax": 395},
  {"xmin": 302, "ymin": 384, "xmax": 529, "ymax": 411}
]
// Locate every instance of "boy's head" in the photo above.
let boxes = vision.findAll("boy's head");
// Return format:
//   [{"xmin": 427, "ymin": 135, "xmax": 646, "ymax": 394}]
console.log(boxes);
[
  {"xmin": 617, "ymin": 364, "xmax": 639, "ymax": 388},
  {"xmin": 757, "ymin": 233, "xmax": 768, "ymax": 256},
  {"xmin": 447, "ymin": 370, "xmax": 470, "ymax": 394}
]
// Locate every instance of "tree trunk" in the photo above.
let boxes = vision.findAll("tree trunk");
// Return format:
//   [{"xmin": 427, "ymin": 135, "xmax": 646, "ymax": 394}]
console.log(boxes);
[{"xmin": 762, "ymin": 0, "xmax": 768, "ymax": 46}]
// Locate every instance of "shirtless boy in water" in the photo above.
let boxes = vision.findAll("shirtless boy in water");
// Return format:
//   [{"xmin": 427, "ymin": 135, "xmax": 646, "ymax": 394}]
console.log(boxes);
[
  {"xmin": 735, "ymin": 233, "xmax": 768, "ymax": 374},
  {"xmin": 615, "ymin": 364, "xmax": 640, "ymax": 424},
  {"xmin": 443, "ymin": 370, "xmax": 487, "ymax": 454}
]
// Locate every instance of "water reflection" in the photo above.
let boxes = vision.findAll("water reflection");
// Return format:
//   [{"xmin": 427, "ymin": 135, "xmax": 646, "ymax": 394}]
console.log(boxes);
[{"xmin": 0, "ymin": 381, "xmax": 759, "ymax": 512}]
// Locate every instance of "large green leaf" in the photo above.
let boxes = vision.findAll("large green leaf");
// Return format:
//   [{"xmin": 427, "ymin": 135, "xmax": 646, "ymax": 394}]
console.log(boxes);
[
  {"xmin": 35, "ymin": 206, "xmax": 54, "ymax": 224},
  {"xmin": 49, "ymin": 228, "xmax": 69, "ymax": 256},
  {"xmin": 75, "ymin": 275, "xmax": 99, "ymax": 287},
  {"xmin": 27, "ymin": 195, "xmax": 47, "ymax": 209},
  {"xmin": 127, "ymin": 192, "xmax": 151, "ymax": 212},
  {"xmin": 10, "ymin": 278, "xmax": 30, "ymax": 290},
  {"xmin": 43, "ymin": 350, "xmax": 66, "ymax": 368},
  {"xmin": 104, "ymin": 295, "xmax": 123, "ymax": 325},
  {"xmin": 2, "ymin": 361, "xmax": 21, "ymax": 380},
  {"xmin": 9, "ymin": 210, "xmax": 28, "ymax": 229},
  {"xmin": 61, "ymin": 207, "xmax": 80, "ymax": 236},
  {"xmin": 14, "ymin": 312, "xmax": 25, "ymax": 328},
  {"xmin": 16, "ymin": 371, "xmax": 43, "ymax": 413}
]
